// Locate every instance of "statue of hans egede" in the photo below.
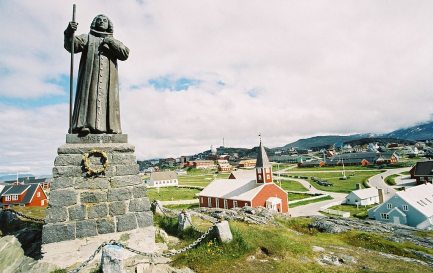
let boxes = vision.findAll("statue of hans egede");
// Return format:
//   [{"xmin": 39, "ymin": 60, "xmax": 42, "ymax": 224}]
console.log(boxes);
[{"xmin": 64, "ymin": 14, "xmax": 129, "ymax": 135}]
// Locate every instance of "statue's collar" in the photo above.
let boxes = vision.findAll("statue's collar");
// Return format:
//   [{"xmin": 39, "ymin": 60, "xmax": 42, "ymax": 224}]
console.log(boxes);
[{"xmin": 89, "ymin": 29, "xmax": 113, "ymax": 38}]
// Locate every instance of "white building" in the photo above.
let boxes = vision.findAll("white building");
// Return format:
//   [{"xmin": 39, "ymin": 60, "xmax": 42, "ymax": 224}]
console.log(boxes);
[
  {"xmin": 346, "ymin": 188, "xmax": 379, "ymax": 206},
  {"xmin": 145, "ymin": 171, "xmax": 178, "ymax": 187}
]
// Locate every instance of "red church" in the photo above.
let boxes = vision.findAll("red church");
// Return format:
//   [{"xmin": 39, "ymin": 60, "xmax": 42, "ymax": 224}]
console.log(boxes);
[{"xmin": 199, "ymin": 140, "xmax": 288, "ymax": 213}]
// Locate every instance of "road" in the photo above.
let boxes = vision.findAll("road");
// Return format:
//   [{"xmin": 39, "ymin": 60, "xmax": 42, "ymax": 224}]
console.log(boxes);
[
  {"xmin": 280, "ymin": 176, "xmax": 347, "ymax": 217},
  {"xmin": 366, "ymin": 167, "xmax": 411, "ymax": 201}
]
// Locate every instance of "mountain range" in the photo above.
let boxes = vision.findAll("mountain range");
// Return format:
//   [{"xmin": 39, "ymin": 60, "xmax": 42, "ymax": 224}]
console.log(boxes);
[{"xmin": 281, "ymin": 120, "xmax": 433, "ymax": 150}]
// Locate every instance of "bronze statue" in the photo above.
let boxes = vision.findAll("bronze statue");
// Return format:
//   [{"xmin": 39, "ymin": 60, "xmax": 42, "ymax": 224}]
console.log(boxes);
[{"xmin": 64, "ymin": 14, "xmax": 129, "ymax": 134}]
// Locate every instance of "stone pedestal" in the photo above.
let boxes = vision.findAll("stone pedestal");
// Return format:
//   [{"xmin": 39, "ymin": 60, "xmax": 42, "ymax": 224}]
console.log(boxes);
[{"xmin": 42, "ymin": 134, "xmax": 153, "ymax": 244}]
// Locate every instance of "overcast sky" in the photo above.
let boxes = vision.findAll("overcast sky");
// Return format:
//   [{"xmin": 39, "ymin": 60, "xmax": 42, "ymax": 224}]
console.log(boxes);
[{"xmin": 1, "ymin": 0, "xmax": 433, "ymax": 175}]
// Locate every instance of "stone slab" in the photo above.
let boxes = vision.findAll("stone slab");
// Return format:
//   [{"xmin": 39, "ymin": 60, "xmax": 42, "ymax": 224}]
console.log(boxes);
[
  {"xmin": 58, "ymin": 143, "xmax": 135, "ymax": 155},
  {"xmin": 66, "ymin": 134, "xmax": 128, "ymax": 144},
  {"xmin": 41, "ymin": 226, "xmax": 157, "ymax": 269}
]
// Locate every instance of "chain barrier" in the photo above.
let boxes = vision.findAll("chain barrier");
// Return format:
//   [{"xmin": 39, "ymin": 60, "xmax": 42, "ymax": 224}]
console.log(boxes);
[
  {"xmin": 67, "ymin": 201, "xmax": 218, "ymax": 273},
  {"xmin": 0, "ymin": 208, "xmax": 46, "ymax": 223},
  {"xmin": 67, "ymin": 223, "xmax": 216, "ymax": 273}
]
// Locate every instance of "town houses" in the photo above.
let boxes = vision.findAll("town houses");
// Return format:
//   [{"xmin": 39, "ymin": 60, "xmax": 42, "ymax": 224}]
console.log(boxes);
[{"xmin": 198, "ymin": 140, "xmax": 288, "ymax": 213}]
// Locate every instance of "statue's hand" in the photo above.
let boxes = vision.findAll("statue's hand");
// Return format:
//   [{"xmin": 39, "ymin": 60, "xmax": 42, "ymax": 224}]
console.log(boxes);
[
  {"xmin": 67, "ymin": 21, "xmax": 78, "ymax": 32},
  {"xmin": 102, "ymin": 36, "xmax": 115, "ymax": 46}
]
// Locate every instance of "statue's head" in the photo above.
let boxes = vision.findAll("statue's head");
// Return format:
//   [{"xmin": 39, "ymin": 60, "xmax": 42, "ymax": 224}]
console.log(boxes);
[{"xmin": 90, "ymin": 14, "xmax": 113, "ymax": 33}]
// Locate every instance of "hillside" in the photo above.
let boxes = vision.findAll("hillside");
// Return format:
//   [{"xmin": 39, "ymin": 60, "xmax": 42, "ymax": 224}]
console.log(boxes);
[
  {"xmin": 281, "ymin": 134, "xmax": 373, "ymax": 150},
  {"xmin": 385, "ymin": 120, "xmax": 433, "ymax": 141}
]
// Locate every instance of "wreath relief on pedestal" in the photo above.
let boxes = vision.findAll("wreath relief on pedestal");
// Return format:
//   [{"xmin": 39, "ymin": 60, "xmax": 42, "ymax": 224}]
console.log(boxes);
[{"xmin": 82, "ymin": 150, "xmax": 109, "ymax": 176}]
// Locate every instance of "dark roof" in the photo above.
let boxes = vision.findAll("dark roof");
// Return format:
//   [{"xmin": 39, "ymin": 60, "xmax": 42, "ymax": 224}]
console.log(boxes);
[
  {"xmin": 255, "ymin": 141, "xmax": 271, "ymax": 168},
  {"xmin": 414, "ymin": 161, "xmax": 433, "ymax": 176},
  {"xmin": 1, "ymin": 185, "xmax": 30, "ymax": 196}
]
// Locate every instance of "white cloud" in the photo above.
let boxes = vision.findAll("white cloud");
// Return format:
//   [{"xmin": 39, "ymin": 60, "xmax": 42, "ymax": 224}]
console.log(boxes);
[{"xmin": 1, "ymin": 0, "xmax": 433, "ymax": 174}]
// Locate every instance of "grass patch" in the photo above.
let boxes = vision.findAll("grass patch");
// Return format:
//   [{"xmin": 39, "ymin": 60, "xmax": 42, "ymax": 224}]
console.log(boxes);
[
  {"xmin": 276, "ymin": 180, "xmax": 308, "ymax": 192},
  {"xmin": 165, "ymin": 203, "xmax": 199, "ymax": 210},
  {"xmin": 178, "ymin": 171, "xmax": 230, "ymax": 187},
  {"xmin": 401, "ymin": 171, "xmax": 410, "ymax": 175},
  {"xmin": 8, "ymin": 206, "xmax": 47, "ymax": 220},
  {"xmin": 285, "ymin": 171, "xmax": 383, "ymax": 193},
  {"xmin": 147, "ymin": 187, "xmax": 200, "ymax": 201},
  {"xmin": 328, "ymin": 204, "xmax": 377, "ymax": 219},
  {"xmin": 171, "ymin": 217, "xmax": 433, "ymax": 273},
  {"xmin": 287, "ymin": 192, "xmax": 315, "ymax": 201},
  {"xmin": 290, "ymin": 195, "xmax": 333, "ymax": 208},
  {"xmin": 341, "ymin": 231, "xmax": 433, "ymax": 259},
  {"xmin": 385, "ymin": 174, "xmax": 398, "ymax": 185}
]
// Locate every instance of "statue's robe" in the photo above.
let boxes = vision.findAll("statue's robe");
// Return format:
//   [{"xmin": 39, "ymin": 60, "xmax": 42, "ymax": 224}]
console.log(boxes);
[{"xmin": 64, "ymin": 29, "xmax": 129, "ymax": 134}]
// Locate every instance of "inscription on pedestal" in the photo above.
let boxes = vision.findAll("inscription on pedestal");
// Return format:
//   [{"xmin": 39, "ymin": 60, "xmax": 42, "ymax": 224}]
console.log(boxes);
[{"xmin": 66, "ymin": 134, "xmax": 128, "ymax": 144}]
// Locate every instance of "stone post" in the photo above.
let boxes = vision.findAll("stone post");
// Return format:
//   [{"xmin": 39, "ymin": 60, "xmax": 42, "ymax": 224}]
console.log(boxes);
[
  {"xmin": 178, "ymin": 211, "xmax": 191, "ymax": 231},
  {"xmin": 215, "ymin": 220, "xmax": 233, "ymax": 243},
  {"xmin": 101, "ymin": 245, "xmax": 129, "ymax": 273}
]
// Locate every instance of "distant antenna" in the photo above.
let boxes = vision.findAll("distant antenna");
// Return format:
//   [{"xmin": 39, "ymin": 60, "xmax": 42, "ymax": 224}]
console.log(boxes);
[
  {"xmin": 258, "ymin": 133, "xmax": 262, "ymax": 143},
  {"xmin": 222, "ymin": 137, "xmax": 225, "ymax": 147}
]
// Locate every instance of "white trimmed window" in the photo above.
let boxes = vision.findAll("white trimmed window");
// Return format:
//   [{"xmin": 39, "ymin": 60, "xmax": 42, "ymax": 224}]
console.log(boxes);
[
  {"xmin": 37, "ymin": 192, "xmax": 41, "ymax": 197},
  {"xmin": 41, "ymin": 200, "xmax": 44, "ymax": 206},
  {"xmin": 12, "ymin": 195, "xmax": 18, "ymax": 201},
  {"xmin": 258, "ymin": 174, "xmax": 262, "ymax": 180},
  {"xmin": 233, "ymin": 201, "xmax": 238, "ymax": 208},
  {"xmin": 5, "ymin": 196, "xmax": 11, "ymax": 201},
  {"xmin": 402, "ymin": 205, "xmax": 408, "ymax": 211},
  {"xmin": 224, "ymin": 199, "xmax": 228, "ymax": 209},
  {"xmin": 216, "ymin": 198, "xmax": 220, "ymax": 208},
  {"xmin": 208, "ymin": 197, "xmax": 212, "ymax": 207},
  {"xmin": 386, "ymin": 203, "xmax": 392, "ymax": 209},
  {"xmin": 380, "ymin": 213, "xmax": 389, "ymax": 220}
]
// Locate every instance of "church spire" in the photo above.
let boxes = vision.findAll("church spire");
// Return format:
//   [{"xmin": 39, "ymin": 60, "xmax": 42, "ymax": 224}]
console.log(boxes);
[{"xmin": 255, "ymin": 137, "xmax": 273, "ymax": 183}]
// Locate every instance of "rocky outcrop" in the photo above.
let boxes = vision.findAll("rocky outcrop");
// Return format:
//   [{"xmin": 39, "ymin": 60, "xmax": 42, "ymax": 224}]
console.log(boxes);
[
  {"xmin": 0, "ymin": 236, "xmax": 57, "ymax": 273},
  {"xmin": 309, "ymin": 216, "xmax": 433, "ymax": 252},
  {"xmin": 193, "ymin": 206, "xmax": 277, "ymax": 225}
]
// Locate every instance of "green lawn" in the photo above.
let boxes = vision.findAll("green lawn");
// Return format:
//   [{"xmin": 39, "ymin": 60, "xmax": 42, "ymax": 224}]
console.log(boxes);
[
  {"xmin": 178, "ymin": 171, "xmax": 230, "ymax": 187},
  {"xmin": 165, "ymin": 203, "xmax": 199, "ymax": 210},
  {"xmin": 286, "ymin": 171, "xmax": 383, "ymax": 193},
  {"xmin": 328, "ymin": 204, "xmax": 377, "ymax": 219},
  {"xmin": 147, "ymin": 187, "xmax": 200, "ymax": 201},
  {"xmin": 8, "ymin": 206, "xmax": 47, "ymax": 219},
  {"xmin": 287, "ymin": 192, "xmax": 315, "ymax": 201},
  {"xmin": 385, "ymin": 174, "xmax": 398, "ymax": 185},
  {"xmin": 271, "ymin": 163, "xmax": 294, "ymax": 171},
  {"xmin": 275, "ymin": 179, "xmax": 308, "ymax": 192},
  {"xmin": 290, "ymin": 195, "xmax": 333, "ymax": 207}
]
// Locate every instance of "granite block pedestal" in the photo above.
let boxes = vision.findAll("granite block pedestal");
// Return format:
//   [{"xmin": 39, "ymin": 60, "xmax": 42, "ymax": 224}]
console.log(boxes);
[{"xmin": 42, "ymin": 134, "xmax": 153, "ymax": 245}]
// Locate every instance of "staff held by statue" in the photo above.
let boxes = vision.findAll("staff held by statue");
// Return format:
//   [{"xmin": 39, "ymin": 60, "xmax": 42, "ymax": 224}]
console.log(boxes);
[{"xmin": 69, "ymin": 4, "xmax": 76, "ymax": 134}]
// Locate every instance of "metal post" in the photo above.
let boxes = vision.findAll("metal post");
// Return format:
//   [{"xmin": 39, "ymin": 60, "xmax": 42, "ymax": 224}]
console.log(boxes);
[{"xmin": 69, "ymin": 4, "xmax": 76, "ymax": 134}]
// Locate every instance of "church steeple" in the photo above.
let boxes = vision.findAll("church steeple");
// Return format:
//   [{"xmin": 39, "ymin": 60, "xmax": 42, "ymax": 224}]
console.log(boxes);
[{"xmin": 256, "ymin": 138, "xmax": 273, "ymax": 184}]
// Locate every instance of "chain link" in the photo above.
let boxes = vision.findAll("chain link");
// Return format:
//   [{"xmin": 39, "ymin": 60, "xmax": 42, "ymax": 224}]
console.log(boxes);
[
  {"xmin": 67, "ymin": 201, "xmax": 218, "ymax": 273},
  {"xmin": 0, "ymin": 208, "xmax": 46, "ymax": 223}
]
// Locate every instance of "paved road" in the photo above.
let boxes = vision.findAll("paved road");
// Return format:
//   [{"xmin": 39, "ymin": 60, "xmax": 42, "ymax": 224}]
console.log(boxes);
[
  {"xmin": 279, "ymin": 176, "xmax": 347, "ymax": 217},
  {"xmin": 367, "ymin": 167, "xmax": 411, "ymax": 201}
]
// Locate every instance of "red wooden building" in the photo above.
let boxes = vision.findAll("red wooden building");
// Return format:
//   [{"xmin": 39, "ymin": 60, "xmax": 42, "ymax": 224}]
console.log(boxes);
[
  {"xmin": 0, "ymin": 184, "xmax": 48, "ymax": 208},
  {"xmin": 199, "ymin": 140, "xmax": 288, "ymax": 213}
]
